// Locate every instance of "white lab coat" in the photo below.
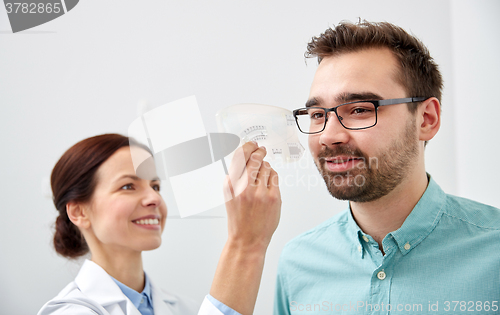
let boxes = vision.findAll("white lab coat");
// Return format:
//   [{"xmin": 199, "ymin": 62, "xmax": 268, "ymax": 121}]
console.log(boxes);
[{"xmin": 37, "ymin": 260, "xmax": 224, "ymax": 315}]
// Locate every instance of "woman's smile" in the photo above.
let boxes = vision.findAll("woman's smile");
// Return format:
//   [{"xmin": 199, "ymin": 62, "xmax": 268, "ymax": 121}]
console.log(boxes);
[{"xmin": 132, "ymin": 215, "xmax": 161, "ymax": 230}]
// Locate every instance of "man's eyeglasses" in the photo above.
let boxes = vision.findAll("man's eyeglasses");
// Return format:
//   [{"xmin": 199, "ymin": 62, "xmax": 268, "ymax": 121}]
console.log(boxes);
[{"xmin": 293, "ymin": 97, "xmax": 428, "ymax": 134}]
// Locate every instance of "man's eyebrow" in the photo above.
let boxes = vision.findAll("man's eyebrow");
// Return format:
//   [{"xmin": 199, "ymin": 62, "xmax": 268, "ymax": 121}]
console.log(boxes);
[
  {"xmin": 336, "ymin": 92, "xmax": 383, "ymax": 103},
  {"xmin": 305, "ymin": 93, "xmax": 384, "ymax": 108},
  {"xmin": 305, "ymin": 97, "xmax": 320, "ymax": 108},
  {"xmin": 115, "ymin": 174, "xmax": 160, "ymax": 182}
]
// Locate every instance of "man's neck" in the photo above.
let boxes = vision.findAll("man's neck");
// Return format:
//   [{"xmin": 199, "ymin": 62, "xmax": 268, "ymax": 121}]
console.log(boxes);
[{"xmin": 350, "ymin": 171, "xmax": 429, "ymax": 254}]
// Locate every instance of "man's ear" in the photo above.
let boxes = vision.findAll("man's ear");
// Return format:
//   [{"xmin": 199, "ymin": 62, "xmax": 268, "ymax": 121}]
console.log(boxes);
[
  {"xmin": 66, "ymin": 201, "xmax": 91, "ymax": 230},
  {"xmin": 418, "ymin": 97, "xmax": 441, "ymax": 142}
]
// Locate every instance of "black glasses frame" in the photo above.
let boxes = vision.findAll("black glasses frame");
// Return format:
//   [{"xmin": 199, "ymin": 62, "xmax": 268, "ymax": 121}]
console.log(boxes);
[{"xmin": 293, "ymin": 97, "xmax": 428, "ymax": 134}]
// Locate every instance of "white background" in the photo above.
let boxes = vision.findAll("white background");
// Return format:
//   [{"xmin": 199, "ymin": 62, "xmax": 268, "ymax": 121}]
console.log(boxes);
[{"xmin": 0, "ymin": 1, "xmax": 499, "ymax": 314}]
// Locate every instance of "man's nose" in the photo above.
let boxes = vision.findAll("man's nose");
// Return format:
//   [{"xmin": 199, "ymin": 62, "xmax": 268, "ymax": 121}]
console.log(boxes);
[{"xmin": 319, "ymin": 113, "xmax": 350, "ymax": 146}]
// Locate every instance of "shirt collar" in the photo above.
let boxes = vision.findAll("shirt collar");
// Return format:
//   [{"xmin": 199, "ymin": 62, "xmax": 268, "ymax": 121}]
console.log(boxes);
[
  {"xmin": 346, "ymin": 205, "xmax": 365, "ymax": 258},
  {"xmin": 389, "ymin": 175, "xmax": 445, "ymax": 255},
  {"xmin": 346, "ymin": 175, "xmax": 445, "ymax": 257},
  {"xmin": 111, "ymin": 272, "xmax": 153, "ymax": 309}
]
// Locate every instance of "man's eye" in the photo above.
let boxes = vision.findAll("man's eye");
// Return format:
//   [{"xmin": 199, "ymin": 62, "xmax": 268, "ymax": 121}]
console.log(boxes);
[
  {"xmin": 152, "ymin": 184, "xmax": 161, "ymax": 192},
  {"xmin": 121, "ymin": 184, "xmax": 134, "ymax": 190},
  {"xmin": 310, "ymin": 111, "xmax": 325, "ymax": 119},
  {"xmin": 352, "ymin": 107, "xmax": 372, "ymax": 114}
]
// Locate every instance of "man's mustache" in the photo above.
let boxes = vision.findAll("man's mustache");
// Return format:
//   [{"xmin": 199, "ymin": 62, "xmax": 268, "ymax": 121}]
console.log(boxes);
[{"xmin": 316, "ymin": 146, "xmax": 366, "ymax": 162}]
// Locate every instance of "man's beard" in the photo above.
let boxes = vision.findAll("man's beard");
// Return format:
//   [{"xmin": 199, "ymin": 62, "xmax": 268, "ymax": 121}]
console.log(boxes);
[{"xmin": 314, "ymin": 117, "xmax": 419, "ymax": 202}]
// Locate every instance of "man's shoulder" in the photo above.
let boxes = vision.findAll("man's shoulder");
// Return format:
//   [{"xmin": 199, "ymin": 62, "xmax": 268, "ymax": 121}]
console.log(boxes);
[
  {"xmin": 443, "ymin": 193, "xmax": 500, "ymax": 230},
  {"xmin": 281, "ymin": 208, "xmax": 350, "ymax": 256}
]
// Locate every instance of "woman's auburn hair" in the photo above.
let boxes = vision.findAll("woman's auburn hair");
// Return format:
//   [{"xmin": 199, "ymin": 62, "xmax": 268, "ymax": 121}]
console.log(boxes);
[{"xmin": 51, "ymin": 133, "xmax": 130, "ymax": 258}]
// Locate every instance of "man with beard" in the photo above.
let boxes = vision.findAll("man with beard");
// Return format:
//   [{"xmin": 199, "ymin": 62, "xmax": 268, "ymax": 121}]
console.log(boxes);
[{"xmin": 274, "ymin": 21, "xmax": 500, "ymax": 314}]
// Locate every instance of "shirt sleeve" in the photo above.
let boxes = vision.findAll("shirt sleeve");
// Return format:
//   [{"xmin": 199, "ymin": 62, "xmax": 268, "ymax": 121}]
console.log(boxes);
[
  {"xmin": 273, "ymin": 264, "xmax": 291, "ymax": 315},
  {"xmin": 205, "ymin": 294, "xmax": 242, "ymax": 315}
]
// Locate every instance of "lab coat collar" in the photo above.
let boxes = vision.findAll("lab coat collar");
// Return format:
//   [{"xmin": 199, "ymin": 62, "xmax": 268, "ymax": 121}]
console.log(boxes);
[
  {"xmin": 150, "ymin": 276, "xmax": 179, "ymax": 312},
  {"xmin": 75, "ymin": 260, "xmax": 138, "ymax": 315},
  {"xmin": 74, "ymin": 260, "xmax": 180, "ymax": 315}
]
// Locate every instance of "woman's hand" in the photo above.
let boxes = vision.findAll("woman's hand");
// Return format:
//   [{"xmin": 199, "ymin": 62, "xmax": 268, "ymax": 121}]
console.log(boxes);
[
  {"xmin": 224, "ymin": 141, "xmax": 281, "ymax": 252},
  {"xmin": 209, "ymin": 141, "xmax": 281, "ymax": 315}
]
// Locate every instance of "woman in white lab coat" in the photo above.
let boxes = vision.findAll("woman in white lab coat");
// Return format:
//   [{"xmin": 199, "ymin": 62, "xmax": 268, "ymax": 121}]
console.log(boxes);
[{"xmin": 38, "ymin": 134, "xmax": 280, "ymax": 315}]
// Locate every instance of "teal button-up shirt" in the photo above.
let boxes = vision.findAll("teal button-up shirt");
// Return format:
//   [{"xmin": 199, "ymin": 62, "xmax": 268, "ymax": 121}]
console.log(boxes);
[{"xmin": 274, "ymin": 177, "xmax": 500, "ymax": 314}]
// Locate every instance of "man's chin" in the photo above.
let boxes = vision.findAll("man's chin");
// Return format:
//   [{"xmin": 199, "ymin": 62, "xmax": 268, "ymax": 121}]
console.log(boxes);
[
  {"xmin": 326, "ymin": 186, "xmax": 361, "ymax": 201},
  {"xmin": 322, "ymin": 174, "xmax": 378, "ymax": 202},
  {"xmin": 326, "ymin": 182, "xmax": 392, "ymax": 203},
  {"xmin": 317, "ymin": 163, "xmax": 379, "ymax": 202}
]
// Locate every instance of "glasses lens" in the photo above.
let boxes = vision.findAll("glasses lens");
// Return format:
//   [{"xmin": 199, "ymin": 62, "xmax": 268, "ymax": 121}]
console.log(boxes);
[
  {"xmin": 295, "ymin": 102, "xmax": 377, "ymax": 133},
  {"xmin": 336, "ymin": 102, "xmax": 376, "ymax": 129},
  {"xmin": 295, "ymin": 108, "xmax": 326, "ymax": 134}
]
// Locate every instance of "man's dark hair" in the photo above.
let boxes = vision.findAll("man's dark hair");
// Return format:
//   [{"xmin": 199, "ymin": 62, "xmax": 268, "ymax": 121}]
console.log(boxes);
[{"xmin": 306, "ymin": 20, "xmax": 443, "ymax": 113}]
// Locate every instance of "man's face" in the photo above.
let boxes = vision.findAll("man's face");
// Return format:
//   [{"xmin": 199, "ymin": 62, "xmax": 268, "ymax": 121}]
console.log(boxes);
[{"xmin": 307, "ymin": 48, "xmax": 420, "ymax": 202}]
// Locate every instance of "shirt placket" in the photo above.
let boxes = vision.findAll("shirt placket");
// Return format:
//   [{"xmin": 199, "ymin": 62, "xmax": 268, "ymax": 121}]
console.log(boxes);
[{"xmin": 361, "ymin": 234, "xmax": 397, "ymax": 315}]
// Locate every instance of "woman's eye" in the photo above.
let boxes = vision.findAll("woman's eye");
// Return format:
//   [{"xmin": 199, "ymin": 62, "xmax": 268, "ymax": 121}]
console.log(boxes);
[
  {"xmin": 152, "ymin": 184, "xmax": 161, "ymax": 192},
  {"xmin": 121, "ymin": 184, "xmax": 134, "ymax": 190}
]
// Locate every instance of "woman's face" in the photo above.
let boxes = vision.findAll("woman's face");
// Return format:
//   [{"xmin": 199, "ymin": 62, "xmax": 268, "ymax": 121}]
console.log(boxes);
[{"xmin": 85, "ymin": 146, "xmax": 167, "ymax": 253}]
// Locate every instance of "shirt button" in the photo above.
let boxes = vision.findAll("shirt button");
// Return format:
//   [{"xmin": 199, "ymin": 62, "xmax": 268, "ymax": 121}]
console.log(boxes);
[
  {"xmin": 404, "ymin": 243, "xmax": 411, "ymax": 250},
  {"xmin": 377, "ymin": 271, "xmax": 386, "ymax": 280},
  {"xmin": 362, "ymin": 235, "xmax": 369, "ymax": 242},
  {"xmin": 140, "ymin": 298, "xmax": 144, "ymax": 304},
  {"xmin": 358, "ymin": 245, "xmax": 362, "ymax": 253}
]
